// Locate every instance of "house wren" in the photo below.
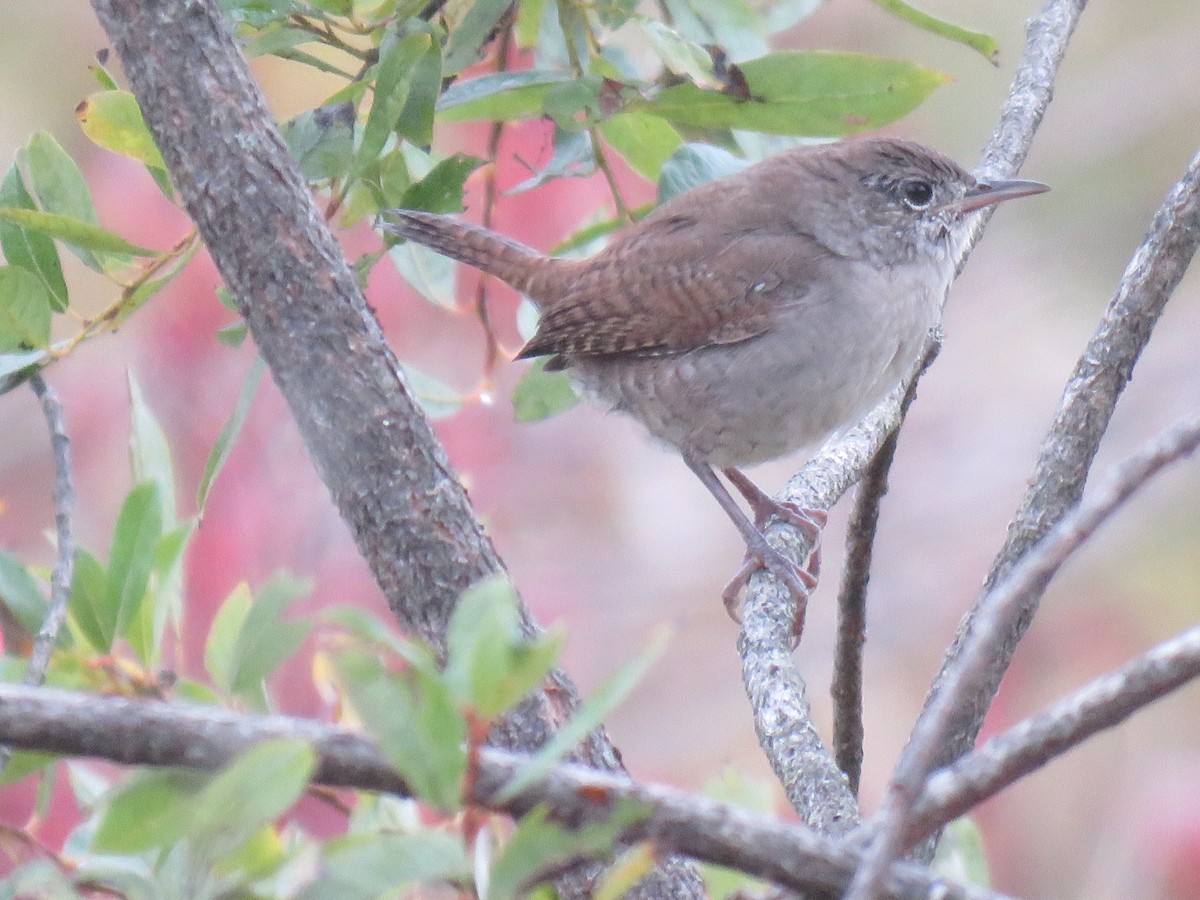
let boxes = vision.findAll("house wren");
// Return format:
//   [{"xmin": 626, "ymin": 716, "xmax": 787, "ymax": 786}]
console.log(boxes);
[{"xmin": 382, "ymin": 138, "xmax": 1048, "ymax": 618}]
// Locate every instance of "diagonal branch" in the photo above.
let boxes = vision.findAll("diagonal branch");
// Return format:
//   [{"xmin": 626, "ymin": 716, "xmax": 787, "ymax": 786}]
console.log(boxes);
[
  {"xmin": 0, "ymin": 684, "xmax": 1014, "ymax": 900},
  {"xmin": 910, "ymin": 622, "xmax": 1200, "ymax": 842},
  {"xmin": 739, "ymin": 0, "xmax": 1087, "ymax": 826},
  {"xmin": 86, "ymin": 1, "xmax": 700, "ymax": 895},
  {"xmin": 847, "ymin": 407, "xmax": 1200, "ymax": 898}
]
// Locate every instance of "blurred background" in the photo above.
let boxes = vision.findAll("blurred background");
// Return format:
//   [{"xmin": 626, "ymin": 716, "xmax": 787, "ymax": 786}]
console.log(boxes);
[{"xmin": 2, "ymin": 1, "xmax": 1199, "ymax": 897}]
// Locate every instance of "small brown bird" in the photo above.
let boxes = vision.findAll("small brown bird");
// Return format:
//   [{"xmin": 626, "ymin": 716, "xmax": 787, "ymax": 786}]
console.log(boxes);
[{"xmin": 382, "ymin": 138, "xmax": 1047, "ymax": 618}]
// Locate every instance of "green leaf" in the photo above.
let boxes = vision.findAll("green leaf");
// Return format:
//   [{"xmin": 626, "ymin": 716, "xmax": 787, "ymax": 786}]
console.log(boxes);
[
  {"xmin": 117, "ymin": 235, "xmax": 200, "ymax": 323},
  {"xmin": 598, "ymin": 113, "xmax": 682, "ymax": 182},
  {"xmin": 308, "ymin": 832, "xmax": 471, "ymax": 896},
  {"xmin": 657, "ymin": 142, "xmax": 748, "ymax": 202},
  {"xmin": 0, "ymin": 266, "xmax": 51, "ymax": 352},
  {"xmin": 445, "ymin": 575, "xmax": 562, "ymax": 719},
  {"xmin": 0, "ymin": 207, "xmax": 157, "ymax": 258},
  {"xmin": 284, "ymin": 103, "xmax": 356, "ymax": 182},
  {"xmin": 21, "ymin": 132, "xmax": 104, "ymax": 271},
  {"xmin": 205, "ymin": 582, "xmax": 253, "ymax": 692},
  {"xmin": 241, "ymin": 25, "xmax": 315, "ymax": 59},
  {"xmin": 869, "ymin": 0, "xmax": 1000, "ymax": 64},
  {"xmin": 508, "ymin": 128, "xmax": 594, "ymax": 194},
  {"xmin": 128, "ymin": 374, "xmax": 177, "ymax": 529},
  {"xmin": 0, "ymin": 751, "xmax": 57, "ymax": 786},
  {"xmin": 640, "ymin": 21, "xmax": 718, "ymax": 86},
  {"xmin": 358, "ymin": 32, "xmax": 431, "ymax": 168},
  {"xmin": 91, "ymin": 768, "xmax": 209, "ymax": 853},
  {"xmin": 442, "ymin": 0, "xmax": 511, "ymax": 74},
  {"xmin": 75, "ymin": 91, "xmax": 167, "ymax": 170},
  {"xmin": 488, "ymin": 802, "xmax": 651, "ymax": 900},
  {"xmin": 637, "ymin": 51, "xmax": 950, "ymax": 136},
  {"xmin": 68, "ymin": 548, "xmax": 112, "ymax": 652},
  {"xmin": 495, "ymin": 629, "xmax": 667, "ymax": 803},
  {"xmin": 933, "ymin": 816, "xmax": 992, "ymax": 887},
  {"xmin": 190, "ymin": 739, "xmax": 315, "ymax": 847},
  {"xmin": 227, "ymin": 574, "xmax": 311, "ymax": 700},
  {"xmin": 394, "ymin": 37, "xmax": 442, "ymax": 146},
  {"xmin": 436, "ymin": 70, "xmax": 577, "ymax": 122},
  {"xmin": 388, "ymin": 240, "xmax": 459, "ymax": 308},
  {"xmin": 0, "ymin": 350, "xmax": 47, "ymax": 392},
  {"xmin": 0, "ymin": 166, "xmax": 68, "ymax": 312},
  {"xmin": 0, "ymin": 549, "xmax": 47, "ymax": 635},
  {"xmin": 399, "ymin": 153, "xmax": 485, "ymax": 214},
  {"xmin": 197, "ymin": 356, "xmax": 264, "ymax": 513},
  {"xmin": 335, "ymin": 649, "xmax": 466, "ymax": 812},
  {"xmin": 107, "ymin": 481, "xmax": 164, "ymax": 640},
  {"xmin": 399, "ymin": 364, "xmax": 461, "ymax": 419},
  {"xmin": 512, "ymin": 358, "xmax": 581, "ymax": 423},
  {"xmin": 216, "ymin": 321, "xmax": 249, "ymax": 347}
]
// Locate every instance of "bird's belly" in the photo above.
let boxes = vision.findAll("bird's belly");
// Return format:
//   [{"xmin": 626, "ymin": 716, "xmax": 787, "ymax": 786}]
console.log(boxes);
[{"xmin": 570, "ymin": 270, "xmax": 942, "ymax": 468}]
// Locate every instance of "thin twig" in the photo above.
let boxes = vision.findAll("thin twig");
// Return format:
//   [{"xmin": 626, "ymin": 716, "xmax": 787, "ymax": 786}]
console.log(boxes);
[
  {"xmin": 846, "ymin": 408, "xmax": 1200, "ymax": 899},
  {"xmin": 832, "ymin": 342, "xmax": 939, "ymax": 794},
  {"xmin": 24, "ymin": 374, "xmax": 75, "ymax": 686},
  {"xmin": 909, "ymin": 623, "xmax": 1200, "ymax": 842},
  {"xmin": 0, "ymin": 683, "xmax": 1014, "ymax": 900}
]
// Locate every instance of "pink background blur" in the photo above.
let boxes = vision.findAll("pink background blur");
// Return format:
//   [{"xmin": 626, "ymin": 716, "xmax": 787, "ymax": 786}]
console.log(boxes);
[{"xmin": 2, "ymin": 2, "xmax": 1200, "ymax": 897}]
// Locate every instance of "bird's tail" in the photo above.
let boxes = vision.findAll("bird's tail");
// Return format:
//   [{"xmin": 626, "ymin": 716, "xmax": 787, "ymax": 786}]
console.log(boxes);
[{"xmin": 381, "ymin": 209, "xmax": 547, "ymax": 295}]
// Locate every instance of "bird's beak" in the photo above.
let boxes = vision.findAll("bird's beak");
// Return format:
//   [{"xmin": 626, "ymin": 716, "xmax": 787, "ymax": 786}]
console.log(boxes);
[{"xmin": 943, "ymin": 178, "xmax": 1050, "ymax": 214}]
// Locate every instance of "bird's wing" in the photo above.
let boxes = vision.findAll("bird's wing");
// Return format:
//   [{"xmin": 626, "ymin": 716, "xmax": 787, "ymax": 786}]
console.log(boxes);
[{"xmin": 517, "ymin": 217, "xmax": 831, "ymax": 363}]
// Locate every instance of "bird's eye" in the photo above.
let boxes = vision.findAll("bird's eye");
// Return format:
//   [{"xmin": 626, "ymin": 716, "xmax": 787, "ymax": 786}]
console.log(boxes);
[{"xmin": 901, "ymin": 179, "xmax": 934, "ymax": 209}]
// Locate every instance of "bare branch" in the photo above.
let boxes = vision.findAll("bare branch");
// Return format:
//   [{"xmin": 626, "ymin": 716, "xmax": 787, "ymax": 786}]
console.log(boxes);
[
  {"xmin": 738, "ymin": 0, "xmax": 1088, "ymax": 832},
  {"xmin": 847, "ymin": 408, "xmax": 1200, "ymax": 899},
  {"xmin": 910, "ymin": 623, "xmax": 1200, "ymax": 841},
  {"xmin": 23, "ymin": 374, "xmax": 75, "ymax": 688},
  {"xmin": 0, "ymin": 684, "xmax": 1015, "ymax": 900}
]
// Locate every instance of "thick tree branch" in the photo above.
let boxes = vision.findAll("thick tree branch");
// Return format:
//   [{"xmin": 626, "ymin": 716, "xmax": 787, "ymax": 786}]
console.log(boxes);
[
  {"xmin": 848, "ymin": 408, "xmax": 1200, "ymax": 899},
  {"xmin": 740, "ymin": 0, "xmax": 1085, "ymax": 827},
  {"xmin": 0, "ymin": 684, "xmax": 1013, "ymax": 900},
  {"xmin": 87, "ymin": 1, "xmax": 699, "ymax": 895}
]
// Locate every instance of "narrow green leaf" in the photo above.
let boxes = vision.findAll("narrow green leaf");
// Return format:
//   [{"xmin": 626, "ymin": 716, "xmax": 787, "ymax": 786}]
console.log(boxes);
[
  {"xmin": 640, "ymin": 21, "xmax": 717, "ymax": 86},
  {"xmin": 22, "ymin": 132, "xmax": 104, "ymax": 271},
  {"xmin": 190, "ymin": 739, "xmax": 315, "ymax": 846},
  {"xmin": 637, "ymin": 51, "xmax": 950, "ymax": 136},
  {"xmin": 934, "ymin": 816, "xmax": 992, "ymax": 887},
  {"xmin": 107, "ymin": 481, "xmax": 164, "ymax": 640},
  {"xmin": 657, "ymin": 142, "xmax": 748, "ymax": 202},
  {"xmin": 205, "ymin": 582, "xmax": 253, "ymax": 693},
  {"xmin": 227, "ymin": 574, "xmax": 311, "ymax": 699},
  {"xmin": 91, "ymin": 768, "xmax": 209, "ymax": 853},
  {"xmin": 435, "ymin": 70, "xmax": 576, "ymax": 122},
  {"xmin": 399, "ymin": 364, "xmax": 462, "ymax": 419},
  {"xmin": 514, "ymin": 0, "xmax": 545, "ymax": 49},
  {"xmin": 216, "ymin": 321, "xmax": 249, "ymax": 347},
  {"xmin": 0, "ymin": 549, "xmax": 47, "ymax": 635},
  {"xmin": 388, "ymin": 240, "xmax": 459, "ymax": 308},
  {"xmin": 0, "ymin": 266, "xmax": 52, "ymax": 352},
  {"xmin": 241, "ymin": 25, "xmax": 314, "ymax": 59},
  {"xmin": 68, "ymin": 548, "xmax": 111, "ymax": 652},
  {"xmin": 0, "ymin": 208, "xmax": 156, "ymax": 258},
  {"xmin": 0, "ymin": 166, "xmax": 68, "ymax": 312},
  {"xmin": 488, "ymin": 802, "xmax": 651, "ymax": 900},
  {"xmin": 197, "ymin": 356, "xmax": 264, "ymax": 513},
  {"xmin": 508, "ymin": 129, "xmax": 593, "ymax": 194},
  {"xmin": 335, "ymin": 649, "xmax": 466, "ymax": 812},
  {"xmin": 598, "ymin": 113, "xmax": 682, "ymax": 182},
  {"xmin": 869, "ymin": 0, "xmax": 1000, "ymax": 64},
  {"xmin": 395, "ymin": 36, "xmax": 442, "ymax": 147},
  {"xmin": 495, "ymin": 629, "xmax": 668, "ymax": 802},
  {"xmin": 117, "ymin": 235, "xmax": 200, "ymax": 323},
  {"xmin": 0, "ymin": 349, "xmax": 47, "ymax": 393},
  {"xmin": 0, "ymin": 751, "xmax": 56, "ymax": 786},
  {"xmin": 128, "ymin": 374, "xmax": 177, "ymax": 528},
  {"xmin": 358, "ymin": 32, "xmax": 430, "ymax": 168},
  {"xmin": 399, "ymin": 153, "xmax": 485, "ymax": 214},
  {"xmin": 312, "ymin": 832, "xmax": 471, "ymax": 894},
  {"xmin": 445, "ymin": 575, "xmax": 562, "ymax": 718},
  {"xmin": 512, "ymin": 359, "xmax": 581, "ymax": 423},
  {"xmin": 75, "ymin": 91, "xmax": 167, "ymax": 170},
  {"xmin": 442, "ymin": 0, "xmax": 512, "ymax": 74}
]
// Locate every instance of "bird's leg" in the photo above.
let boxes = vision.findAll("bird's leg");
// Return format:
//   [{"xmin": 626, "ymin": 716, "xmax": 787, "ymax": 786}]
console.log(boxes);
[
  {"xmin": 723, "ymin": 466, "xmax": 826, "ymax": 583},
  {"xmin": 681, "ymin": 450, "xmax": 816, "ymax": 625}
]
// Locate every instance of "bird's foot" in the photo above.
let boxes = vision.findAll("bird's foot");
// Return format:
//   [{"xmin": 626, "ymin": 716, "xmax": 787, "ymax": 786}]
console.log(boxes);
[
  {"xmin": 722, "ymin": 468, "xmax": 828, "ymax": 538},
  {"xmin": 722, "ymin": 533, "xmax": 820, "ymax": 635}
]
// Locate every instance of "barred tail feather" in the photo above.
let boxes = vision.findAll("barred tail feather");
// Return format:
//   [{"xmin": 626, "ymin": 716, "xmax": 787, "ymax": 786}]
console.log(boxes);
[{"xmin": 381, "ymin": 209, "xmax": 544, "ymax": 294}]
